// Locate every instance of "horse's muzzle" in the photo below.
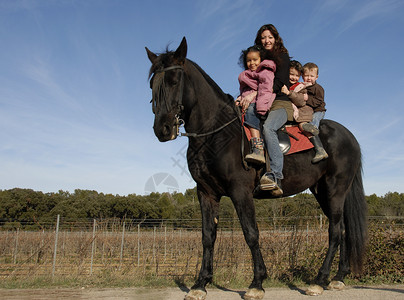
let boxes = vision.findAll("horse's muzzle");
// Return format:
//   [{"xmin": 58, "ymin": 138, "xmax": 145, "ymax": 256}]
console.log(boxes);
[{"xmin": 153, "ymin": 114, "xmax": 179, "ymax": 142}]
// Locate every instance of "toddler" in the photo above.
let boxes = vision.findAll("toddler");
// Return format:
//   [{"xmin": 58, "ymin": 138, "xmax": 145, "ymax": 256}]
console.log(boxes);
[{"xmin": 236, "ymin": 45, "xmax": 276, "ymax": 165}]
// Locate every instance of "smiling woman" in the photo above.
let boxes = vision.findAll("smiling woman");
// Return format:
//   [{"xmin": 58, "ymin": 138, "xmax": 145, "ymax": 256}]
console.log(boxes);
[{"xmin": 252, "ymin": 24, "xmax": 293, "ymax": 193}]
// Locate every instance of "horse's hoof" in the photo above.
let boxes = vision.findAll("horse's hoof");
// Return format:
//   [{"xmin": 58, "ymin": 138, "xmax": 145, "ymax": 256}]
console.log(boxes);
[
  {"xmin": 184, "ymin": 289, "xmax": 207, "ymax": 300},
  {"xmin": 306, "ymin": 284, "xmax": 324, "ymax": 296},
  {"xmin": 244, "ymin": 288, "xmax": 265, "ymax": 300},
  {"xmin": 328, "ymin": 280, "xmax": 345, "ymax": 290}
]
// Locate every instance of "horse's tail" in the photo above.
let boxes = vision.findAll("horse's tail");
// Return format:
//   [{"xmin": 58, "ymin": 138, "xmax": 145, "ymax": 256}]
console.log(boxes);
[{"xmin": 344, "ymin": 158, "xmax": 368, "ymax": 274}]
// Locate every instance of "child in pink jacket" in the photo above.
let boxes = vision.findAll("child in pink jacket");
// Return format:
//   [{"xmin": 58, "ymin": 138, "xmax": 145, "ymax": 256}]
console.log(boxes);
[{"xmin": 236, "ymin": 45, "xmax": 276, "ymax": 165}]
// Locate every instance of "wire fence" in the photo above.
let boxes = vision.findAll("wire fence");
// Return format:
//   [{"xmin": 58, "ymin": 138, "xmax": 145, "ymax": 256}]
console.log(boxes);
[{"xmin": 0, "ymin": 216, "xmax": 402, "ymax": 279}]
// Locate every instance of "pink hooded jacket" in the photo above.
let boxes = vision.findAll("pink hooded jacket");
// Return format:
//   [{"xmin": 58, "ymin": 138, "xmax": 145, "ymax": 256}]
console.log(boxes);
[{"xmin": 238, "ymin": 60, "xmax": 276, "ymax": 115}]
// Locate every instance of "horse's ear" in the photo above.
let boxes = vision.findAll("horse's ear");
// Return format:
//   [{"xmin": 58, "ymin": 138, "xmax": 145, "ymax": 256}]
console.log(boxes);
[
  {"xmin": 145, "ymin": 47, "xmax": 157, "ymax": 63},
  {"xmin": 174, "ymin": 37, "xmax": 187, "ymax": 63}
]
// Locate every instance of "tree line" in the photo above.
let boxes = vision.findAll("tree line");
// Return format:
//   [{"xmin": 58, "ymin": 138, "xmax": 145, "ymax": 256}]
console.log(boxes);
[{"xmin": 0, "ymin": 188, "xmax": 403, "ymax": 229}]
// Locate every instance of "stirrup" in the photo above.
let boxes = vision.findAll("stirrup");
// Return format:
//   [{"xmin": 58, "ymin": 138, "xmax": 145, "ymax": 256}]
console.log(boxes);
[{"xmin": 259, "ymin": 173, "xmax": 277, "ymax": 190}]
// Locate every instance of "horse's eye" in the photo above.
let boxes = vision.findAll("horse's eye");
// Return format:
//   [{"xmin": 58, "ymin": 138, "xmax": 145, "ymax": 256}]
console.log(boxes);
[{"xmin": 166, "ymin": 75, "xmax": 179, "ymax": 86}]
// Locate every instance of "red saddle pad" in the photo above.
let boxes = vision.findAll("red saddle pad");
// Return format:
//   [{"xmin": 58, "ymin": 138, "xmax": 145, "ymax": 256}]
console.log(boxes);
[
  {"xmin": 242, "ymin": 113, "xmax": 313, "ymax": 155},
  {"xmin": 283, "ymin": 125, "xmax": 313, "ymax": 155}
]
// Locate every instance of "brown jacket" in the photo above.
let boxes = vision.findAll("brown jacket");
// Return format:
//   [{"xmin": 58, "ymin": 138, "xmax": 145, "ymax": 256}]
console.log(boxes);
[
  {"xmin": 306, "ymin": 82, "xmax": 326, "ymax": 112},
  {"xmin": 288, "ymin": 84, "xmax": 313, "ymax": 123}
]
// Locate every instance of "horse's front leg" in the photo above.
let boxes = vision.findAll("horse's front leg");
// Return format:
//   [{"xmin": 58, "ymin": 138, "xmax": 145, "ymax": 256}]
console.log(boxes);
[
  {"xmin": 231, "ymin": 188, "xmax": 267, "ymax": 300},
  {"xmin": 185, "ymin": 189, "xmax": 220, "ymax": 300}
]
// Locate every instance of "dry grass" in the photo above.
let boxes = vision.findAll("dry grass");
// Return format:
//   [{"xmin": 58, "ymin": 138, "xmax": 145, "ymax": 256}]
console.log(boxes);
[{"xmin": 0, "ymin": 220, "xmax": 401, "ymax": 288}]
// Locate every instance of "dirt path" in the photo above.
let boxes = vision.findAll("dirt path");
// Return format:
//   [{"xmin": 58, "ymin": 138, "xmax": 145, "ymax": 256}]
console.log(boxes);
[{"xmin": 0, "ymin": 285, "xmax": 403, "ymax": 299}]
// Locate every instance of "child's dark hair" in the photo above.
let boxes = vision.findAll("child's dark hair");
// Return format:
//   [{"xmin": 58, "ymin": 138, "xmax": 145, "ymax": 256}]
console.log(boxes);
[
  {"xmin": 238, "ymin": 45, "xmax": 264, "ymax": 70},
  {"xmin": 290, "ymin": 60, "xmax": 303, "ymax": 74}
]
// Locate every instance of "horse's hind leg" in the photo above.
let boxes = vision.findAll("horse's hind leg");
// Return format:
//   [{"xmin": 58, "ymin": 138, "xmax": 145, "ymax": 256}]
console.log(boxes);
[
  {"xmin": 328, "ymin": 220, "xmax": 349, "ymax": 290},
  {"xmin": 185, "ymin": 189, "xmax": 220, "ymax": 300},
  {"xmin": 230, "ymin": 188, "xmax": 267, "ymax": 300},
  {"xmin": 307, "ymin": 180, "xmax": 346, "ymax": 295}
]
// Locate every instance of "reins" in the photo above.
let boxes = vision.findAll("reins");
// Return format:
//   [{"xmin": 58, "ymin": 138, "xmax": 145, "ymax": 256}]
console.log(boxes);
[
  {"xmin": 152, "ymin": 64, "xmax": 239, "ymax": 139},
  {"xmin": 181, "ymin": 116, "xmax": 238, "ymax": 137},
  {"xmin": 152, "ymin": 62, "xmax": 249, "ymax": 170}
]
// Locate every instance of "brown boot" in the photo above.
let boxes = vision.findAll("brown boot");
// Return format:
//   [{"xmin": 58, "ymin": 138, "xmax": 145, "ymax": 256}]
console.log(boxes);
[
  {"xmin": 309, "ymin": 135, "xmax": 328, "ymax": 163},
  {"xmin": 245, "ymin": 137, "xmax": 265, "ymax": 165}
]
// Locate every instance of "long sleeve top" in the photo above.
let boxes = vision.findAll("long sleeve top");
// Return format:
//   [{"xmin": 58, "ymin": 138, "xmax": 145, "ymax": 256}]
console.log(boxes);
[
  {"xmin": 306, "ymin": 82, "xmax": 326, "ymax": 112},
  {"xmin": 272, "ymin": 52, "xmax": 291, "ymax": 101},
  {"xmin": 288, "ymin": 82, "xmax": 313, "ymax": 123},
  {"xmin": 238, "ymin": 60, "xmax": 277, "ymax": 115}
]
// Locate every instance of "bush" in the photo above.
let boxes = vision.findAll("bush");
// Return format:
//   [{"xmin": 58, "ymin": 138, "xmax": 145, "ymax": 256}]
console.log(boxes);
[{"xmin": 361, "ymin": 225, "xmax": 403, "ymax": 283}]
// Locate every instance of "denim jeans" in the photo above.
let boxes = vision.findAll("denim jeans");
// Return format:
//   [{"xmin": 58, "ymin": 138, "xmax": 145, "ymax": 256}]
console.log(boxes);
[
  {"xmin": 310, "ymin": 111, "xmax": 325, "ymax": 128},
  {"xmin": 262, "ymin": 108, "xmax": 287, "ymax": 179},
  {"xmin": 244, "ymin": 103, "xmax": 261, "ymax": 130}
]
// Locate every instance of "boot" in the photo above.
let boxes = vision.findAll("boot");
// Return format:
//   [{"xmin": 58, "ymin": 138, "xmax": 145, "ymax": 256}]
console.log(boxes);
[
  {"xmin": 301, "ymin": 122, "xmax": 320, "ymax": 135},
  {"xmin": 309, "ymin": 135, "xmax": 328, "ymax": 163},
  {"xmin": 260, "ymin": 172, "xmax": 283, "ymax": 195},
  {"xmin": 245, "ymin": 137, "xmax": 266, "ymax": 165}
]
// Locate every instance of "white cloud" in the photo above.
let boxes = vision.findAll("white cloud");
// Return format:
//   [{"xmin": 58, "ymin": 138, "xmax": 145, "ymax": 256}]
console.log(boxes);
[{"xmin": 338, "ymin": 0, "xmax": 403, "ymax": 33}]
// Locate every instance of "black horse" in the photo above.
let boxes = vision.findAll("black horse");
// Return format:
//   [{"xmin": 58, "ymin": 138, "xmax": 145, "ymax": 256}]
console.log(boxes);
[{"xmin": 146, "ymin": 37, "xmax": 367, "ymax": 300}]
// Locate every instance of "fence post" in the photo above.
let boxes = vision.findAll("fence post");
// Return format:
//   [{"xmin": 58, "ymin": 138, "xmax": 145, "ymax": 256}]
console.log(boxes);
[
  {"xmin": 119, "ymin": 221, "xmax": 125, "ymax": 269},
  {"xmin": 164, "ymin": 225, "xmax": 167, "ymax": 263},
  {"xmin": 137, "ymin": 223, "xmax": 140, "ymax": 267},
  {"xmin": 90, "ymin": 219, "xmax": 96, "ymax": 275},
  {"xmin": 52, "ymin": 214, "xmax": 60, "ymax": 279},
  {"xmin": 13, "ymin": 228, "xmax": 19, "ymax": 264},
  {"xmin": 153, "ymin": 226, "xmax": 156, "ymax": 265}
]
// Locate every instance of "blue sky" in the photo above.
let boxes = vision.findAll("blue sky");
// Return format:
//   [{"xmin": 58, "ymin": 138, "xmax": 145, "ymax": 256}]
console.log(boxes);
[{"xmin": 1, "ymin": 0, "xmax": 403, "ymax": 196}]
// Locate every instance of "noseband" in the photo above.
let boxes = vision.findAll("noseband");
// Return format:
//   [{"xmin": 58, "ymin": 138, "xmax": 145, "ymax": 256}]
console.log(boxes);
[{"xmin": 151, "ymin": 64, "xmax": 238, "ymax": 138}]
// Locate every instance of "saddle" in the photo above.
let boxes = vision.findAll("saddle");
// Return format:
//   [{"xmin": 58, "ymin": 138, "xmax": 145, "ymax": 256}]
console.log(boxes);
[
  {"xmin": 241, "ymin": 117, "xmax": 314, "ymax": 198},
  {"xmin": 243, "ymin": 121, "xmax": 313, "ymax": 155},
  {"xmin": 277, "ymin": 125, "xmax": 313, "ymax": 155}
]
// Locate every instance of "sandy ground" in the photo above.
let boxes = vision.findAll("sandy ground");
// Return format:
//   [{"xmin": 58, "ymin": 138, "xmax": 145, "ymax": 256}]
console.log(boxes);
[{"xmin": 0, "ymin": 285, "xmax": 403, "ymax": 300}]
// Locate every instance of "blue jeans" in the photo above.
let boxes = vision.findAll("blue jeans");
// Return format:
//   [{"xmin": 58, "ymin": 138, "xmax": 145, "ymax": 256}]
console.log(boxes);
[
  {"xmin": 262, "ymin": 108, "xmax": 287, "ymax": 180},
  {"xmin": 310, "ymin": 111, "xmax": 325, "ymax": 128},
  {"xmin": 244, "ymin": 103, "xmax": 261, "ymax": 130}
]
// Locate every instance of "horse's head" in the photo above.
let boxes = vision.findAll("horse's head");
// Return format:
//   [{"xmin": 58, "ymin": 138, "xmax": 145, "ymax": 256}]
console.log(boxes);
[{"xmin": 146, "ymin": 37, "xmax": 188, "ymax": 142}]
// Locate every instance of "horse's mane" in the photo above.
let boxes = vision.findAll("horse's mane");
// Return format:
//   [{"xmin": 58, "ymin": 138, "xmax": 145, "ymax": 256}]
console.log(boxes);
[
  {"xmin": 186, "ymin": 59, "xmax": 235, "ymax": 105},
  {"xmin": 148, "ymin": 50, "xmax": 234, "ymax": 105}
]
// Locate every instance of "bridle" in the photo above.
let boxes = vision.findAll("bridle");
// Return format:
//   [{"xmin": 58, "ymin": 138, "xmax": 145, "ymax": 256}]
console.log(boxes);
[{"xmin": 151, "ymin": 64, "xmax": 238, "ymax": 138}]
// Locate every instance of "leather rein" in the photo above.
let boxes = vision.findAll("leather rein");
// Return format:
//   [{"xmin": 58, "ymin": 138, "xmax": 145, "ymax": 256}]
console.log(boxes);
[{"xmin": 152, "ymin": 65, "xmax": 239, "ymax": 138}]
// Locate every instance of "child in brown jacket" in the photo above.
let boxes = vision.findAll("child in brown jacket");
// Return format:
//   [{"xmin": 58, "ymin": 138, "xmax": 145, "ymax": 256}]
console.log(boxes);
[{"xmin": 282, "ymin": 61, "xmax": 328, "ymax": 163}]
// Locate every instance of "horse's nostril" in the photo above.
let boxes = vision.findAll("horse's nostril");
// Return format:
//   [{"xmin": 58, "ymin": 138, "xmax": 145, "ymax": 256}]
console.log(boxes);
[{"xmin": 163, "ymin": 124, "xmax": 171, "ymax": 136}]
